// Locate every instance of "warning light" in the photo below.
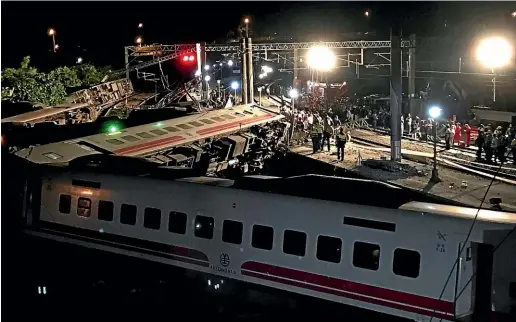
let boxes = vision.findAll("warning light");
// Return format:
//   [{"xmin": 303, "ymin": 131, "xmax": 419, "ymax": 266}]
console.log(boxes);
[
  {"xmin": 109, "ymin": 125, "xmax": 119, "ymax": 133},
  {"xmin": 183, "ymin": 56, "xmax": 189, "ymax": 62},
  {"xmin": 188, "ymin": 55, "xmax": 194, "ymax": 61}
]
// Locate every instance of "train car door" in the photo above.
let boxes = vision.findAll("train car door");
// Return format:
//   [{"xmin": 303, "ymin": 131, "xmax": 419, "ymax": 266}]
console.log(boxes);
[{"xmin": 454, "ymin": 241, "xmax": 474, "ymax": 318}]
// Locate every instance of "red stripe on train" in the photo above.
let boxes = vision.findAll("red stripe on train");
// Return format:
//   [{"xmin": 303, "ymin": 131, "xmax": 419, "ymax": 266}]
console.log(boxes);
[
  {"xmin": 241, "ymin": 261, "xmax": 454, "ymax": 318},
  {"xmin": 114, "ymin": 135, "xmax": 184, "ymax": 155},
  {"xmin": 197, "ymin": 113, "xmax": 274, "ymax": 136}
]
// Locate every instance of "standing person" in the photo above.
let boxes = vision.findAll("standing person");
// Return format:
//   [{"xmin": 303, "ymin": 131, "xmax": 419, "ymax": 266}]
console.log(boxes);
[
  {"xmin": 475, "ymin": 127, "xmax": 485, "ymax": 161},
  {"xmin": 445, "ymin": 125, "xmax": 453, "ymax": 150},
  {"xmin": 322, "ymin": 114, "xmax": 333, "ymax": 152},
  {"xmin": 407, "ymin": 113, "xmax": 412, "ymax": 135},
  {"xmin": 484, "ymin": 130, "xmax": 494, "ymax": 163},
  {"xmin": 401, "ymin": 115, "xmax": 405, "ymax": 136},
  {"xmin": 311, "ymin": 119, "xmax": 323, "ymax": 154},
  {"xmin": 464, "ymin": 122, "xmax": 472, "ymax": 147},
  {"xmin": 454, "ymin": 122, "xmax": 462, "ymax": 146},
  {"xmin": 335, "ymin": 127, "xmax": 347, "ymax": 162}
]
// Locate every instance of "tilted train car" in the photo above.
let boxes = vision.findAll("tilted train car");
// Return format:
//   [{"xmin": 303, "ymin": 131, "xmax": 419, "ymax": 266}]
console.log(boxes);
[
  {"xmin": 20, "ymin": 168, "xmax": 516, "ymax": 322},
  {"xmin": 14, "ymin": 104, "xmax": 287, "ymax": 175}
]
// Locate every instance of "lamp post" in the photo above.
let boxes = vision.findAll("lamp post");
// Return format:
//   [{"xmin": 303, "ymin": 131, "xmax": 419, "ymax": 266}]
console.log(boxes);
[
  {"xmin": 217, "ymin": 79, "xmax": 221, "ymax": 100},
  {"xmin": 244, "ymin": 18, "xmax": 250, "ymax": 37},
  {"xmin": 205, "ymin": 75, "xmax": 211, "ymax": 96},
  {"xmin": 306, "ymin": 46, "xmax": 336, "ymax": 109},
  {"xmin": 476, "ymin": 37, "xmax": 512, "ymax": 103},
  {"xmin": 231, "ymin": 81, "xmax": 239, "ymax": 103},
  {"xmin": 258, "ymin": 87, "xmax": 263, "ymax": 106},
  {"xmin": 428, "ymin": 106, "xmax": 442, "ymax": 183},
  {"xmin": 288, "ymin": 89, "xmax": 299, "ymax": 145},
  {"xmin": 48, "ymin": 28, "xmax": 56, "ymax": 52},
  {"xmin": 135, "ymin": 36, "xmax": 143, "ymax": 47}
]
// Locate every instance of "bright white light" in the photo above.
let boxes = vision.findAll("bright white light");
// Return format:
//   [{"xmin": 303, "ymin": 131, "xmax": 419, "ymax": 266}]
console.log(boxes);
[
  {"xmin": 244, "ymin": 18, "xmax": 249, "ymax": 24},
  {"xmin": 428, "ymin": 106, "xmax": 442, "ymax": 119},
  {"xmin": 217, "ymin": 79, "xmax": 221, "ymax": 84},
  {"xmin": 289, "ymin": 89, "xmax": 299, "ymax": 99},
  {"xmin": 476, "ymin": 37, "xmax": 512, "ymax": 69},
  {"xmin": 138, "ymin": 23, "xmax": 143, "ymax": 28},
  {"xmin": 258, "ymin": 74, "xmax": 264, "ymax": 79},
  {"xmin": 204, "ymin": 75, "xmax": 211, "ymax": 82},
  {"xmin": 204, "ymin": 65, "xmax": 210, "ymax": 71},
  {"xmin": 306, "ymin": 46, "xmax": 336, "ymax": 72},
  {"xmin": 512, "ymin": 11, "xmax": 516, "ymax": 18},
  {"xmin": 213, "ymin": 64, "xmax": 217, "ymax": 68},
  {"xmin": 76, "ymin": 57, "xmax": 83, "ymax": 64},
  {"xmin": 227, "ymin": 60, "xmax": 233, "ymax": 66},
  {"xmin": 195, "ymin": 70, "xmax": 201, "ymax": 77},
  {"xmin": 231, "ymin": 81, "xmax": 239, "ymax": 90},
  {"xmin": 258, "ymin": 87, "xmax": 263, "ymax": 92},
  {"xmin": 261, "ymin": 66, "xmax": 273, "ymax": 73}
]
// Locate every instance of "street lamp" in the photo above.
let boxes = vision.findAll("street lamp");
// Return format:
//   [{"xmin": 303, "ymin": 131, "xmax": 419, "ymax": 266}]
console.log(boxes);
[
  {"xmin": 217, "ymin": 79, "xmax": 221, "ymax": 100},
  {"xmin": 138, "ymin": 23, "xmax": 143, "ymax": 28},
  {"xmin": 428, "ymin": 106, "xmax": 442, "ymax": 183},
  {"xmin": 244, "ymin": 18, "xmax": 250, "ymax": 37},
  {"xmin": 227, "ymin": 60, "xmax": 233, "ymax": 67},
  {"xmin": 135, "ymin": 36, "xmax": 143, "ymax": 47},
  {"xmin": 306, "ymin": 46, "xmax": 336, "ymax": 72},
  {"xmin": 48, "ymin": 28, "xmax": 56, "ymax": 52},
  {"xmin": 288, "ymin": 89, "xmax": 299, "ymax": 145},
  {"xmin": 204, "ymin": 65, "xmax": 210, "ymax": 71},
  {"xmin": 476, "ymin": 37, "xmax": 512, "ymax": 102},
  {"xmin": 365, "ymin": 11, "xmax": 370, "ymax": 17},
  {"xmin": 76, "ymin": 57, "xmax": 83, "ymax": 64},
  {"xmin": 204, "ymin": 75, "xmax": 211, "ymax": 82},
  {"xmin": 231, "ymin": 81, "xmax": 239, "ymax": 100}
]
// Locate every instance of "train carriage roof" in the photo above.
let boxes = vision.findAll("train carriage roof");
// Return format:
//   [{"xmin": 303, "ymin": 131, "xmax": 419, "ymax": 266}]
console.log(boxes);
[{"xmin": 14, "ymin": 104, "xmax": 284, "ymax": 165}]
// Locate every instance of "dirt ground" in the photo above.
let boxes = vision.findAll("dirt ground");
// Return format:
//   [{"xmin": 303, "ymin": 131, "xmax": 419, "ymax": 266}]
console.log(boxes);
[{"xmin": 292, "ymin": 141, "xmax": 516, "ymax": 211}]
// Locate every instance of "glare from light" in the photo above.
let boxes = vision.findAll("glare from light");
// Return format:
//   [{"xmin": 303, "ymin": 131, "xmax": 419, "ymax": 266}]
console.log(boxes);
[
  {"xmin": 217, "ymin": 79, "xmax": 221, "ymax": 84},
  {"xmin": 289, "ymin": 89, "xmax": 299, "ymax": 99},
  {"xmin": 76, "ymin": 57, "xmax": 83, "ymax": 64},
  {"xmin": 258, "ymin": 74, "xmax": 264, "ymax": 79},
  {"xmin": 261, "ymin": 66, "xmax": 273, "ymax": 73},
  {"xmin": 365, "ymin": 11, "xmax": 370, "ymax": 17},
  {"xmin": 306, "ymin": 46, "xmax": 336, "ymax": 72},
  {"xmin": 204, "ymin": 75, "xmax": 211, "ymax": 82},
  {"xmin": 135, "ymin": 36, "xmax": 143, "ymax": 44},
  {"xmin": 213, "ymin": 64, "xmax": 217, "ymax": 68},
  {"xmin": 258, "ymin": 87, "xmax": 263, "ymax": 92},
  {"xmin": 188, "ymin": 55, "xmax": 195, "ymax": 61},
  {"xmin": 244, "ymin": 18, "xmax": 250, "ymax": 24},
  {"xmin": 231, "ymin": 81, "xmax": 239, "ymax": 90},
  {"xmin": 476, "ymin": 37, "xmax": 512, "ymax": 69},
  {"xmin": 204, "ymin": 65, "xmax": 210, "ymax": 71},
  {"xmin": 183, "ymin": 56, "xmax": 189, "ymax": 62},
  {"xmin": 195, "ymin": 70, "xmax": 201, "ymax": 77},
  {"xmin": 48, "ymin": 28, "xmax": 55, "ymax": 36},
  {"xmin": 108, "ymin": 125, "xmax": 119, "ymax": 133},
  {"xmin": 138, "ymin": 23, "xmax": 143, "ymax": 28},
  {"xmin": 428, "ymin": 106, "xmax": 442, "ymax": 119},
  {"xmin": 54, "ymin": 44, "xmax": 59, "ymax": 50},
  {"xmin": 227, "ymin": 60, "xmax": 233, "ymax": 66},
  {"xmin": 512, "ymin": 11, "xmax": 516, "ymax": 18}
]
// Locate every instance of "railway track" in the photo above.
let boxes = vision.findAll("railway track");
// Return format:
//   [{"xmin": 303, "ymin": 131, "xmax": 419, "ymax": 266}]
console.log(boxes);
[{"xmin": 350, "ymin": 135, "xmax": 516, "ymax": 183}]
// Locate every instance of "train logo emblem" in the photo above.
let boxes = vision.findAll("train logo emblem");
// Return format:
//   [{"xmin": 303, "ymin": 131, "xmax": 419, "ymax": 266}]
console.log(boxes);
[{"xmin": 220, "ymin": 253, "xmax": 230, "ymax": 267}]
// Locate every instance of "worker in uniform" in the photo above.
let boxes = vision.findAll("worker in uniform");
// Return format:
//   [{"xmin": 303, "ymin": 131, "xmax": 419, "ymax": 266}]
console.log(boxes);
[
  {"xmin": 445, "ymin": 125, "xmax": 453, "ymax": 150},
  {"xmin": 495, "ymin": 126, "xmax": 506, "ymax": 164},
  {"xmin": 453, "ymin": 122, "xmax": 462, "ymax": 146},
  {"xmin": 322, "ymin": 114, "xmax": 333, "ymax": 152},
  {"xmin": 311, "ymin": 119, "xmax": 323, "ymax": 154},
  {"xmin": 464, "ymin": 122, "xmax": 472, "ymax": 147},
  {"xmin": 400, "ymin": 115, "xmax": 405, "ymax": 136},
  {"xmin": 335, "ymin": 127, "xmax": 347, "ymax": 162},
  {"xmin": 484, "ymin": 130, "xmax": 494, "ymax": 163}
]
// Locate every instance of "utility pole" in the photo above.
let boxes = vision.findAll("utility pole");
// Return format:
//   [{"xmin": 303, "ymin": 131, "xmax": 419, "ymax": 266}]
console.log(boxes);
[
  {"xmin": 408, "ymin": 34, "xmax": 416, "ymax": 114},
  {"xmin": 200, "ymin": 42, "xmax": 208, "ymax": 101},
  {"xmin": 247, "ymin": 37, "xmax": 254, "ymax": 103},
  {"xmin": 240, "ymin": 38, "xmax": 248, "ymax": 104},
  {"xmin": 293, "ymin": 49, "xmax": 299, "ymax": 90},
  {"xmin": 390, "ymin": 23, "xmax": 402, "ymax": 162},
  {"xmin": 124, "ymin": 47, "xmax": 130, "ymax": 80}
]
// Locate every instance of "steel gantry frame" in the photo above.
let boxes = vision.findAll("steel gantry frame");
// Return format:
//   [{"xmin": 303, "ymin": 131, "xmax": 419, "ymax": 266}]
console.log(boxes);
[{"xmin": 115, "ymin": 40, "xmax": 412, "ymax": 77}]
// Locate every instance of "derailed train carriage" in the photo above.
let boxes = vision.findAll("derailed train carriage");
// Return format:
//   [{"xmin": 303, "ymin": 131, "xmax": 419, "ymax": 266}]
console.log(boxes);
[{"xmin": 14, "ymin": 104, "xmax": 289, "ymax": 176}]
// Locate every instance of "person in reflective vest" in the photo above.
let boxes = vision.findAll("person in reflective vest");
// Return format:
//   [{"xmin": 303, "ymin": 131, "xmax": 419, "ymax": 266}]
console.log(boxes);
[
  {"xmin": 335, "ymin": 127, "xmax": 347, "ymax": 161},
  {"xmin": 464, "ymin": 123, "xmax": 472, "ymax": 147},
  {"xmin": 311, "ymin": 120, "xmax": 323, "ymax": 154}
]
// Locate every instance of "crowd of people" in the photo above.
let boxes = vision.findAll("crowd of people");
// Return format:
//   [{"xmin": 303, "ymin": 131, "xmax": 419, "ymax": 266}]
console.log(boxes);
[{"xmin": 473, "ymin": 124, "xmax": 515, "ymax": 165}]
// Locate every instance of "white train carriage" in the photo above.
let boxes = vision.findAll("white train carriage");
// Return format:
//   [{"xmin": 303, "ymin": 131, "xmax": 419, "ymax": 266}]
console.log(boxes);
[
  {"xmin": 24, "ymin": 171, "xmax": 516, "ymax": 322},
  {"xmin": 15, "ymin": 104, "xmax": 284, "ymax": 164}
]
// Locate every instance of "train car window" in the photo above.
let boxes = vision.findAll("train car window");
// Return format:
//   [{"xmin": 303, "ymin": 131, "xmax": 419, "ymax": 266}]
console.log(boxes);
[
  {"xmin": 353, "ymin": 242, "xmax": 380, "ymax": 271},
  {"xmin": 343, "ymin": 217, "xmax": 396, "ymax": 232},
  {"xmin": 59, "ymin": 194, "xmax": 71, "ymax": 214},
  {"xmin": 144, "ymin": 207, "xmax": 161, "ymax": 230},
  {"xmin": 120, "ymin": 203, "xmax": 137, "ymax": 226},
  {"xmin": 106, "ymin": 139, "xmax": 124, "ymax": 145},
  {"xmin": 194, "ymin": 216, "xmax": 214, "ymax": 239},
  {"xmin": 98, "ymin": 200, "xmax": 114, "ymax": 221},
  {"xmin": 136, "ymin": 132, "xmax": 154, "ymax": 139},
  {"xmin": 150, "ymin": 129, "xmax": 167, "ymax": 136},
  {"xmin": 316, "ymin": 235, "xmax": 342, "ymax": 263},
  {"xmin": 211, "ymin": 117, "xmax": 224, "ymax": 122},
  {"xmin": 188, "ymin": 121, "xmax": 203, "ymax": 127},
  {"xmin": 77, "ymin": 197, "xmax": 92, "ymax": 217},
  {"xmin": 222, "ymin": 220, "xmax": 243, "ymax": 245},
  {"xmin": 200, "ymin": 119, "xmax": 215, "ymax": 124},
  {"xmin": 168, "ymin": 211, "xmax": 187, "ymax": 235},
  {"xmin": 221, "ymin": 114, "xmax": 236, "ymax": 120},
  {"xmin": 283, "ymin": 230, "xmax": 307, "ymax": 257},
  {"xmin": 43, "ymin": 152, "xmax": 63, "ymax": 160},
  {"xmin": 393, "ymin": 248, "xmax": 420, "ymax": 278},
  {"xmin": 164, "ymin": 126, "xmax": 180, "ymax": 132},
  {"xmin": 252, "ymin": 225, "xmax": 274, "ymax": 250},
  {"xmin": 121, "ymin": 135, "xmax": 140, "ymax": 142},
  {"xmin": 177, "ymin": 124, "xmax": 192, "ymax": 130}
]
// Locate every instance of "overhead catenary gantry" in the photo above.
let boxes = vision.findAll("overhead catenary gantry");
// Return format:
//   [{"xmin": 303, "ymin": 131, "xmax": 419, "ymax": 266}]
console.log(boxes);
[{"xmin": 116, "ymin": 40, "xmax": 413, "ymax": 77}]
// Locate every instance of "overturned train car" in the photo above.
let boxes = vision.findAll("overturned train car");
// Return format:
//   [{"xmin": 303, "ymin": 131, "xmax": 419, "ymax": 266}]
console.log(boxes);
[{"xmin": 14, "ymin": 104, "xmax": 289, "ymax": 177}]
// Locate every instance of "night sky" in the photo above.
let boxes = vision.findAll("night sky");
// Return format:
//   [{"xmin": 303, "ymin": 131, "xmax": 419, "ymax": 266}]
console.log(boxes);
[{"xmin": 1, "ymin": 2, "xmax": 515, "ymax": 71}]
